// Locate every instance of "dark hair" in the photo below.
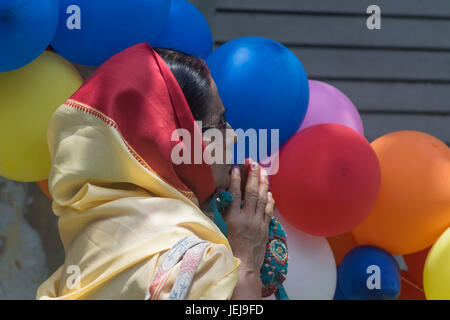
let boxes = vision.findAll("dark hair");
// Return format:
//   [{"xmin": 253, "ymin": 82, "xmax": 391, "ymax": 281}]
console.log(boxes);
[{"xmin": 154, "ymin": 47, "xmax": 212, "ymax": 121}]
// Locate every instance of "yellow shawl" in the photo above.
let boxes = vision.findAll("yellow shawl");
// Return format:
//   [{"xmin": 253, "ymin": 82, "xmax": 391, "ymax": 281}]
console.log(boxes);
[{"xmin": 36, "ymin": 43, "xmax": 239, "ymax": 300}]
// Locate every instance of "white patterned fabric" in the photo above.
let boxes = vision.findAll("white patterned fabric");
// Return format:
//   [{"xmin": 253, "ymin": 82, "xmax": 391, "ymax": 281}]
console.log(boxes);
[{"xmin": 146, "ymin": 235, "xmax": 211, "ymax": 300}]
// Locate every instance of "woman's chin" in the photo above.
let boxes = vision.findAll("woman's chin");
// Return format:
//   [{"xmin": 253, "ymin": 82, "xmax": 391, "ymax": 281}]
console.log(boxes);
[
  {"xmin": 213, "ymin": 167, "xmax": 231, "ymax": 190},
  {"xmin": 216, "ymin": 176, "xmax": 230, "ymax": 190}
]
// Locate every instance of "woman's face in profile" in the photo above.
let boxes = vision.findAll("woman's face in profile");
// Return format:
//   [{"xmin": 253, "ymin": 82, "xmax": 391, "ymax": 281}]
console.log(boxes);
[{"xmin": 203, "ymin": 78, "xmax": 237, "ymax": 190}]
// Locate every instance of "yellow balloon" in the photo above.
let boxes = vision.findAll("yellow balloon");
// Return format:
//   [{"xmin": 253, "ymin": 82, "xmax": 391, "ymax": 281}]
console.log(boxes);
[
  {"xmin": 424, "ymin": 228, "xmax": 450, "ymax": 300},
  {"xmin": 0, "ymin": 51, "xmax": 82, "ymax": 182}
]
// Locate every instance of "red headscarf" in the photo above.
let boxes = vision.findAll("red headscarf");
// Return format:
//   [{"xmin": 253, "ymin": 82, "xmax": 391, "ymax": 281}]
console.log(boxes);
[{"xmin": 68, "ymin": 42, "xmax": 215, "ymax": 205}]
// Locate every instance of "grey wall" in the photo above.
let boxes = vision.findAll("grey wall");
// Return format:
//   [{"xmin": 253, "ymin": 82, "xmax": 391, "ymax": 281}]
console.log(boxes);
[
  {"xmin": 211, "ymin": 0, "xmax": 450, "ymax": 144},
  {"xmin": 0, "ymin": 178, "xmax": 63, "ymax": 299}
]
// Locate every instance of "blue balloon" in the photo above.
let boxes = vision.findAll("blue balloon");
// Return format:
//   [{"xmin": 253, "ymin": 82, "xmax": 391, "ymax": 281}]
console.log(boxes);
[
  {"xmin": 152, "ymin": 0, "xmax": 212, "ymax": 59},
  {"xmin": 0, "ymin": 0, "xmax": 58, "ymax": 72},
  {"xmin": 206, "ymin": 37, "xmax": 309, "ymax": 162},
  {"xmin": 340, "ymin": 245, "xmax": 401, "ymax": 300},
  {"xmin": 333, "ymin": 266, "xmax": 348, "ymax": 300},
  {"xmin": 51, "ymin": 0, "xmax": 171, "ymax": 66}
]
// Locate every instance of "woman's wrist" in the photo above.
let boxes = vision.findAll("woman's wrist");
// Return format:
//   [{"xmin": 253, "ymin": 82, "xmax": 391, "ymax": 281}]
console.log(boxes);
[
  {"xmin": 232, "ymin": 252, "xmax": 264, "ymax": 273},
  {"xmin": 231, "ymin": 262, "xmax": 262, "ymax": 300},
  {"xmin": 238, "ymin": 260, "xmax": 259, "ymax": 274}
]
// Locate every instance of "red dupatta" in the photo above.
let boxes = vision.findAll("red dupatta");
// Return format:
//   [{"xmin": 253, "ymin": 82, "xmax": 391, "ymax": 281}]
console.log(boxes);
[{"xmin": 67, "ymin": 42, "xmax": 215, "ymax": 205}]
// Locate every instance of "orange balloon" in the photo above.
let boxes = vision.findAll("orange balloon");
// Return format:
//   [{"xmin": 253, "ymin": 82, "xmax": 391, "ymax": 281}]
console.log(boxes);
[
  {"xmin": 327, "ymin": 232, "xmax": 359, "ymax": 265},
  {"xmin": 398, "ymin": 270, "xmax": 426, "ymax": 300},
  {"xmin": 403, "ymin": 247, "xmax": 430, "ymax": 288},
  {"xmin": 37, "ymin": 179, "xmax": 53, "ymax": 200},
  {"xmin": 353, "ymin": 131, "xmax": 450, "ymax": 255}
]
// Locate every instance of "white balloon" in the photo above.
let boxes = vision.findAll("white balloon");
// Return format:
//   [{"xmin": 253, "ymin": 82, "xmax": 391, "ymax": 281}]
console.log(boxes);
[{"xmin": 275, "ymin": 210, "xmax": 337, "ymax": 299}]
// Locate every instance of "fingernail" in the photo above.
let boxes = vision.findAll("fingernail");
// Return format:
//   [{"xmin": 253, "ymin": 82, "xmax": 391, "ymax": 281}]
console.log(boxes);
[
  {"xmin": 232, "ymin": 167, "xmax": 240, "ymax": 175},
  {"xmin": 261, "ymin": 168, "xmax": 268, "ymax": 177},
  {"xmin": 251, "ymin": 162, "xmax": 258, "ymax": 171}
]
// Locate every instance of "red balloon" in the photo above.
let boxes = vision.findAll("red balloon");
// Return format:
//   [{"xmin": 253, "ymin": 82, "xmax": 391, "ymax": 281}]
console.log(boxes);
[
  {"xmin": 403, "ymin": 246, "xmax": 431, "ymax": 288},
  {"xmin": 270, "ymin": 124, "xmax": 381, "ymax": 236}
]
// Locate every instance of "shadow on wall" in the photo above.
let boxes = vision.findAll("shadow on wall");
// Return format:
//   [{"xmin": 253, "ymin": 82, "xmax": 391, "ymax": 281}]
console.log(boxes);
[{"xmin": 0, "ymin": 177, "xmax": 64, "ymax": 299}]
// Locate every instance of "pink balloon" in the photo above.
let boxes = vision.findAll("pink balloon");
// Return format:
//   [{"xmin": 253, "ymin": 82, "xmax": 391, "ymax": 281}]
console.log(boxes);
[{"xmin": 298, "ymin": 80, "xmax": 364, "ymax": 136}]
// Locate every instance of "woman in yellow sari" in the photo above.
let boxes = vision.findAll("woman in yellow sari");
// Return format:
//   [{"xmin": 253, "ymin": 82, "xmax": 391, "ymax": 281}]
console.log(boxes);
[{"xmin": 37, "ymin": 43, "xmax": 274, "ymax": 300}]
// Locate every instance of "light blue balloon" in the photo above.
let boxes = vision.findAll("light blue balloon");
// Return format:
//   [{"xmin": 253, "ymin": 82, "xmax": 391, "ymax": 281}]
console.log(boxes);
[
  {"xmin": 51, "ymin": 0, "xmax": 171, "ymax": 66},
  {"xmin": 0, "ymin": 0, "xmax": 59, "ymax": 72},
  {"xmin": 152, "ymin": 0, "xmax": 212, "ymax": 59},
  {"xmin": 206, "ymin": 37, "xmax": 309, "ymax": 161}
]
